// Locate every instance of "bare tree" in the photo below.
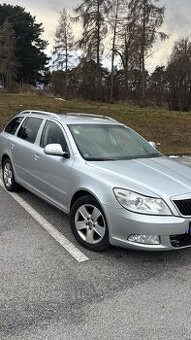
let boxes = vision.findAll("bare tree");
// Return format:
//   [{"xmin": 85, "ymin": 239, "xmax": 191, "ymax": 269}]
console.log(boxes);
[
  {"xmin": 111, "ymin": 0, "xmax": 142, "ymax": 100},
  {"xmin": 74, "ymin": 0, "xmax": 112, "ymax": 65},
  {"xmin": 53, "ymin": 9, "xmax": 74, "ymax": 96},
  {"xmin": 109, "ymin": 0, "xmax": 121, "ymax": 102},
  {"xmin": 73, "ymin": 0, "xmax": 113, "ymax": 99},
  {"xmin": 128, "ymin": 0, "xmax": 168, "ymax": 102},
  {"xmin": 53, "ymin": 9, "xmax": 74, "ymax": 72}
]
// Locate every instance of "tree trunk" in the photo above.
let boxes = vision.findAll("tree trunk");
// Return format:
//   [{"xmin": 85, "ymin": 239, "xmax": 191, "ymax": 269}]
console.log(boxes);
[
  {"xmin": 65, "ymin": 31, "xmax": 68, "ymax": 97},
  {"xmin": 141, "ymin": 0, "xmax": 147, "ymax": 103},
  {"xmin": 97, "ymin": 0, "xmax": 100, "ymax": 66},
  {"xmin": 110, "ymin": 0, "xmax": 119, "ymax": 102}
]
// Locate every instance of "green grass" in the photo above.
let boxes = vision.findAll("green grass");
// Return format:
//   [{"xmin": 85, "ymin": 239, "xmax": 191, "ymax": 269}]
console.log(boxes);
[{"xmin": 0, "ymin": 91, "xmax": 191, "ymax": 154}]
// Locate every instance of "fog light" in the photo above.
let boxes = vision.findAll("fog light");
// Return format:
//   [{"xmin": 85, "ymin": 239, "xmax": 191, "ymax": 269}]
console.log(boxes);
[{"xmin": 128, "ymin": 234, "xmax": 160, "ymax": 245}]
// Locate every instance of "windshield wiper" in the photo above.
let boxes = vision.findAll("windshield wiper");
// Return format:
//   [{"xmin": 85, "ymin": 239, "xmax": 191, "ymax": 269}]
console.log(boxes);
[{"xmin": 85, "ymin": 157, "xmax": 115, "ymax": 161}]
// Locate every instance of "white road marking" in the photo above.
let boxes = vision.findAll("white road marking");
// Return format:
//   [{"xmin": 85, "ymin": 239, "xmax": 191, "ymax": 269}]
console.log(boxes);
[{"xmin": 0, "ymin": 178, "xmax": 89, "ymax": 263}]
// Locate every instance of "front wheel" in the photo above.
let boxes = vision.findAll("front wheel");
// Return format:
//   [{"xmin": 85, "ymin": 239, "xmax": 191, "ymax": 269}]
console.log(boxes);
[
  {"xmin": 70, "ymin": 195, "xmax": 109, "ymax": 251},
  {"xmin": 2, "ymin": 158, "xmax": 19, "ymax": 192}
]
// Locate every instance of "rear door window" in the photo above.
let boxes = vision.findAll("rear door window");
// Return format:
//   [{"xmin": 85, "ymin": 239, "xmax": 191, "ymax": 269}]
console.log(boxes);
[
  {"xmin": 17, "ymin": 117, "xmax": 43, "ymax": 143},
  {"xmin": 5, "ymin": 117, "xmax": 24, "ymax": 135}
]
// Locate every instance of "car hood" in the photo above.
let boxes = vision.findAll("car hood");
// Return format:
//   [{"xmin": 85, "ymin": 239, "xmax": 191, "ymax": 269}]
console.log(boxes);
[{"xmin": 86, "ymin": 156, "xmax": 191, "ymax": 199}]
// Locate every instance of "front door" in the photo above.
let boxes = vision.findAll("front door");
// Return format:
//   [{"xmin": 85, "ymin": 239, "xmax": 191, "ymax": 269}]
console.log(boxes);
[{"xmin": 31, "ymin": 120, "xmax": 74, "ymax": 211}]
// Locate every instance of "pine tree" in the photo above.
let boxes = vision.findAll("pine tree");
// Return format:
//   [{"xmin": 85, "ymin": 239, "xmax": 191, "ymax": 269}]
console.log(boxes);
[
  {"xmin": 167, "ymin": 38, "xmax": 191, "ymax": 111},
  {"xmin": 0, "ymin": 4, "xmax": 49, "ymax": 85},
  {"xmin": 0, "ymin": 19, "xmax": 19, "ymax": 89}
]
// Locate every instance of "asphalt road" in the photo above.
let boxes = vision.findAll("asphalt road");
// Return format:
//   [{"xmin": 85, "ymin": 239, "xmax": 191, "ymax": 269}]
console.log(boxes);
[{"xmin": 1, "ymin": 157, "xmax": 191, "ymax": 340}]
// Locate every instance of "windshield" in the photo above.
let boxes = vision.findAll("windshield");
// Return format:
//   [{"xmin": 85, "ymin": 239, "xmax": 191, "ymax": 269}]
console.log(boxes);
[{"xmin": 68, "ymin": 124, "xmax": 161, "ymax": 161}]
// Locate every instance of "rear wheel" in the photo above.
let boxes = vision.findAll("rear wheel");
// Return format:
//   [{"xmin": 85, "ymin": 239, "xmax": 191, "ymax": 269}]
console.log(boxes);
[
  {"xmin": 2, "ymin": 158, "xmax": 19, "ymax": 192},
  {"xmin": 70, "ymin": 195, "xmax": 109, "ymax": 251}
]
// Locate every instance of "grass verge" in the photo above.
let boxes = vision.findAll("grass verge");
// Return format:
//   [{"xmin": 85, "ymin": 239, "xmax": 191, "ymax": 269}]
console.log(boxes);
[{"xmin": 0, "ymin": 92, "xmax": 190, "ymax": 154}]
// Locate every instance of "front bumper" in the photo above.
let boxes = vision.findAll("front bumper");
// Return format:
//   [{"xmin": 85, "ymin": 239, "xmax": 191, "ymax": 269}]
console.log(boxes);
[{"xmin": 104, "ymin": 205, "xmax": 191, "ymax": 250}]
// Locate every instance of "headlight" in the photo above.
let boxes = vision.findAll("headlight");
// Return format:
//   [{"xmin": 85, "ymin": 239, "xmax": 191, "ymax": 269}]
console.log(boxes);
[{"xmin": 113, "ymin": 188, "xmax": 172, "ymax": 215}]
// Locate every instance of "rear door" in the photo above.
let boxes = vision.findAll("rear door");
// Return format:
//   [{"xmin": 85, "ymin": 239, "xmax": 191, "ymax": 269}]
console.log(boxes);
[
  {"xmin": 11, "ymin": 117, "xmax": 43, "ymax": 187},
  {"xmin": 0, "ymin": 116, "xmax": 24, "ymax": 162}
]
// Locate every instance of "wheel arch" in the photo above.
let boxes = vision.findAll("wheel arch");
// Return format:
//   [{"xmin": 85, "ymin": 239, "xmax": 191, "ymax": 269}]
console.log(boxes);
[
  {"xmin": 1, "ymin": 154, "xmax": 18, "ymax": 183},
  {"xmin": 70, "ymin": 189, "xmax": 103, "ymax": 212},
  {"xmin": 1, "ymin": 154, "xmax": 10, "ymax": 167}
]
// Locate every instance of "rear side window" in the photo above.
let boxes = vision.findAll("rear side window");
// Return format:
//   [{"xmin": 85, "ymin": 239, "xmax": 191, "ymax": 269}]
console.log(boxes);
[
  {"xmin": 5, "ymin": 117, "xmax": 23, "ymax": 135},
  {"xmin": 18, "ymin": 117, "xmax": 43, "ymax": 143}
]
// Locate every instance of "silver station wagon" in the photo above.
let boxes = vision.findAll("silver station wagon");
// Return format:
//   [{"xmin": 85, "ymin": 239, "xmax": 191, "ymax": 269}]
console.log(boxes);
[{"xmin": 1, "ymin": 110, "xmax": 191, "ymax": 251}]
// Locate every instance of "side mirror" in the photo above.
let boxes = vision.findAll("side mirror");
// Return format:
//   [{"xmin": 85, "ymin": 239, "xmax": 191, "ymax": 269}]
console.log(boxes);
[
  {"xmin": 149, "ymin": 141, "xmax": 157, "ymax": 149},
  {"xmin": 44, "ymin": 144, "xmax": 69, "ymax": 158}
]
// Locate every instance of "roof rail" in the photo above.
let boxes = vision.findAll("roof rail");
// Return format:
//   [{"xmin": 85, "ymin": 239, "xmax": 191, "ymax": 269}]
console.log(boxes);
[
  {"xmin": 19, "ymin": 110, "xmax": 60, "ymax": 119},
  {"xmin": 66, "ymin": 112, "xmax": 117, "ymax": 122}
]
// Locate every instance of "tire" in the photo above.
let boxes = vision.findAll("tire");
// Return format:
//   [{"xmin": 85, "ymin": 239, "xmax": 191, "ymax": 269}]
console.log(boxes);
[
  {"xmin": 70, "ymin": 195, "xmax": 110, "ymax": 251},
  {"xmin": 2, "ymin": 158, "xmax": 19, "ymax": 192}
]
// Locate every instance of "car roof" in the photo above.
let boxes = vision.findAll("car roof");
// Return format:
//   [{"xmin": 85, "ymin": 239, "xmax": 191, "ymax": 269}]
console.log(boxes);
[{"xmin": 17, "ymin": 110, "xmax": 122, "ymax": 125}]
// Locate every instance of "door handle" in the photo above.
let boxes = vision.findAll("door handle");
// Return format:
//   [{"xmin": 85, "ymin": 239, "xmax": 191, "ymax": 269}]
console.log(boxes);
[
  {"xmin": 10, "ymin": 143, "xmax": 15, "ymax": 150},
  {"xmin": 34, "ymin": 153, "xmax": 40, "ymax": 160}
]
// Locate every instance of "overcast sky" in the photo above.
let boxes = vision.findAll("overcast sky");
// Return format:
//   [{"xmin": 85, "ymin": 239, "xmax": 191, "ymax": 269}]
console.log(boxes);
[{"xmin": 2, "ymin": 0, "xmax": 191, "ymax": 70}]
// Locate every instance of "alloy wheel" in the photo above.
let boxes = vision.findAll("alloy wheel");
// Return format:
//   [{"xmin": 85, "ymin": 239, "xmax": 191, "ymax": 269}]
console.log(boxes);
[
  {"xmin": 3, "ymin": 162, "xmax": 13, "ymax": 189},
  {"xmin": 75, "ymin": 204, "xmax": 106, "ymax": 244}
]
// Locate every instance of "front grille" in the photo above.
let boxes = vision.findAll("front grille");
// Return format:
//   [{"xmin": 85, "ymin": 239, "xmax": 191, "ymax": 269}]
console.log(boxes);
[
  {"xmin": 170, "ymin": 233, "xmax": 191, "ymax": 247},
  {"xmin": 173, "ymin": 199, "xmax": 191, "ymax": 216}
]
